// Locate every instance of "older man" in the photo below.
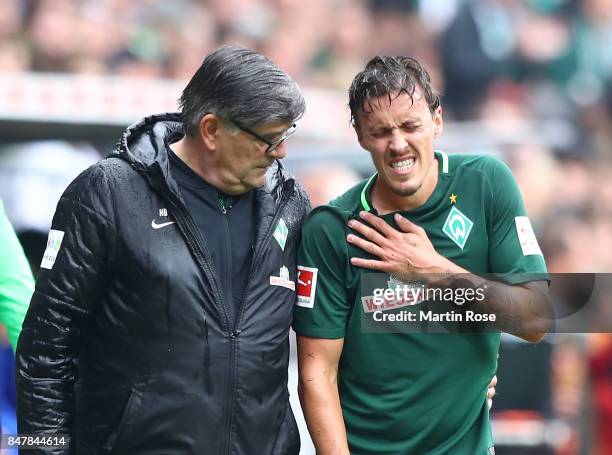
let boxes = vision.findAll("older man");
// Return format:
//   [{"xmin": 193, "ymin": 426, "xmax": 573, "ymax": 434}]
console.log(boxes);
[{"xmin": 17, "ymin": 46, "xmax": 308, "ymax": 454}]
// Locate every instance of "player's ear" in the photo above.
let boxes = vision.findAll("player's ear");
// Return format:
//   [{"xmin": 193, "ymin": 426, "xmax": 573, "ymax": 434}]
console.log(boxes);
[
  {"xmin": 354, "ymin": 121, "xmax": 364, "ymax": 145},
  {"xmin": 432, "ymin": 106, "xmax": 443, "ymax": 138}
]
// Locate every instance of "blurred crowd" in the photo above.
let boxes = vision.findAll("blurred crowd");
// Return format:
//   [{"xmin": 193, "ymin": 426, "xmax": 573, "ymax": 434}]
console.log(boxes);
[
  {"xmin": 1, "ymin": 0, "xmax": 612, "ymax": 265},
  {"xmin": 0, "ymin": 0, "xmax": 610, "ymax": 107},
  {"xmin": 1, "ymin": 0, "xmax": 612, "ymax": 453}
]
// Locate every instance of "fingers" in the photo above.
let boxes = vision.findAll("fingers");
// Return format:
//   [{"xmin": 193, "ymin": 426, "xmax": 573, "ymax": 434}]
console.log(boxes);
[
  {"xmin": 349, "ymin": 256, "xmax": 388, "ymax": 271},
  {"xmin": 356, "ymin": 211, "xmax": 397, "ymax": 238},
  {"xmin": 487, "ymin": 375, "xmax": 497, "ymax": 400},
  {"xmin": 487, "ymin": 374, "xmax": 497, "ymax": 409},
  {"xmin": 488, "ymin": 372, "xmax": 498, "ymax": 410},
  {"xmin": 350, "ymin": 212, "xmax": 427, "ymax": 245},
  {"xmin": 348, "ymin": 218, "xmax": 389, "ymax": 247},
  {"xmin": 347, "ymin": 234, "xmax": 385, "ymax": 259},
  {"xmin": 394, "ymin": 213, "xmax": 425, "ymax": 236}
]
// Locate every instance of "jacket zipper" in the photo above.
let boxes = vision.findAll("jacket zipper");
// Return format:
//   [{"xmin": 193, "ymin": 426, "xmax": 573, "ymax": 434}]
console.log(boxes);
[
  {"xmin": 153, "ymin": 165, "xmax": 294, "ymax": 454},
  {"xmin": 219, "ymin": 195, "xmax": 233, "ymax": 323},
  {"xmin": 223, "ymin": 327, "xmax": 241, "ymax": 454},
  {"xmin": 158, "ymin": 184, "xmax": 237, "ymax": 455},
  {"xmin": 219, "ymin": 195, "xmax": 237, "ymax": 455},
  {"xmin": 223, "ymin": 180, "xmax": 294, "ymax": 453}
]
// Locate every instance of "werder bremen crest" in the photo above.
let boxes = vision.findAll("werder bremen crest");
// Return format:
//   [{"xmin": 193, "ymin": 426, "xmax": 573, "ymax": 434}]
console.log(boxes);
[
  {"xmin": 442, "ymin": 206, "xmax": 473, "ymax": 250},
  {"xmin": 273, "ymin": 218, "xmax": 289, "ymax": 251}
]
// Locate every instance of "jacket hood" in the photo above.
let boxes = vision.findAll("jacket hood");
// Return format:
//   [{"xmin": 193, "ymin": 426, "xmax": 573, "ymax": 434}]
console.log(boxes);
[{"xmin": 110, "ymin": 112, "xmax": 292, "ymax": 198}]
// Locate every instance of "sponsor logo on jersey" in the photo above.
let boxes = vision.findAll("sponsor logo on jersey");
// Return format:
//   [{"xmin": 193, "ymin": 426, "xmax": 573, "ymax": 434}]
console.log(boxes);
[
  {"xmin": 442, "ymin": 206, "xmax": 473, "ymax": 250},
  {"xmin": 296, "ymin": 266, "xmax": 318, "ymax": 308},
  {"xmin": 273, "ymin": 218, "xmax": 289, "ymax": 251},
  {"xmin": 270, "ymin": 265, "xmax": 295, "ymax": 291},
  {"xmin": 515, "ymin": 216, "xmax": 542, "ymax": 256},
  {"xmin": 40, "ymin": 229, "xmax": 65, "ymax": 270}
]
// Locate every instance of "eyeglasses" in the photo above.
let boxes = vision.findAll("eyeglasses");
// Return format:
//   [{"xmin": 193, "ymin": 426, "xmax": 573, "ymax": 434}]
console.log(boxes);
[{"xmin": 230, "ymin": 120, "xmax": 297, "ymax": 153}]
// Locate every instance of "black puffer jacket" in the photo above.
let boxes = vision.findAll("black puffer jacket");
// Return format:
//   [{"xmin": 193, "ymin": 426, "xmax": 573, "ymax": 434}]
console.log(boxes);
[{"xmin": 16, "ymin": 113, "xmax": 310, "ymax": 454}]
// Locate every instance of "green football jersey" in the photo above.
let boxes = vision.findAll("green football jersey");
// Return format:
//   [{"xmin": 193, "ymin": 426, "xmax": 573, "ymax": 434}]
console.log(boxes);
[
  {"xmin": 293, "ymin": 151, "xmax": 548, "ymax": 454},
  {"xmin": 0, "ymin": 199, "xmax": 33, "ymax": 351}
]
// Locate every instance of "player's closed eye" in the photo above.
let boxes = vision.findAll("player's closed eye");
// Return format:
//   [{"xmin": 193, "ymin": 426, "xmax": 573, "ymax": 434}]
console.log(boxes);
[
  {"xmin": 371, "ymin": 130, "xmax": 390, "ymax": 139},
  {"xmin": 401, "ymin": 123, "xmax": 420, "ymax": 132}
]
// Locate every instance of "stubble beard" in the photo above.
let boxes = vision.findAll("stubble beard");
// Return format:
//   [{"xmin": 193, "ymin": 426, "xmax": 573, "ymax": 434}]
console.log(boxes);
[
  {"xmin": 388, "ymin": 157, "xmax": 436, "ymax": 198},
  {"xmin": 391, "ymin": 181, "xmax": 421, "ymax": 198}
]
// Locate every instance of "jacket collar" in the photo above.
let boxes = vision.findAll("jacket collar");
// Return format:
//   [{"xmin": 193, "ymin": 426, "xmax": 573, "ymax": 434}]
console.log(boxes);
[{"xmin": 110, "ymin": 113, "xmax": 293, "ymax": 205}]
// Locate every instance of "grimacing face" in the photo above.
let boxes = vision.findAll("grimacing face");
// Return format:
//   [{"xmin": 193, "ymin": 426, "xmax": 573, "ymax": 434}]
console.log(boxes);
[
  {"xmin": 216, "ymin": 120, "xmax": 293, "ymax": 194},
  {"xmin": 356, "ymin": 89, "xmax": 443, "ymax": 209}
]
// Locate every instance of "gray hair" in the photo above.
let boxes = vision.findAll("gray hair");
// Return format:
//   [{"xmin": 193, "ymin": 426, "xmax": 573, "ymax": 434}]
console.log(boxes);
[{"xmin": 179, "ymin": 45, "xmax": 306, "ymax": 137}]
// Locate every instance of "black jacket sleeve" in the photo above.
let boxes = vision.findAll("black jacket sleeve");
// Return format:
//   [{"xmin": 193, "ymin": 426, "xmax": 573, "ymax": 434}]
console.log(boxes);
[{"xmin": 16, "ymin": 163, "xmax": 116, "ymax": 454}]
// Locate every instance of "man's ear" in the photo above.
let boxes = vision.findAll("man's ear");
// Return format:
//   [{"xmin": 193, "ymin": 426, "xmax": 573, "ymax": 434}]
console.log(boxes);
[
  {"xmin": 433, "ymin": 106, "xmax": 443, "ymax": 138},
  {"xmin": 354, "ymin": 121, "xmax": 364, "ymax": 146},
  {"xmin": 198, "ymin": 114, "xmax": 221, "ymax": 151}
]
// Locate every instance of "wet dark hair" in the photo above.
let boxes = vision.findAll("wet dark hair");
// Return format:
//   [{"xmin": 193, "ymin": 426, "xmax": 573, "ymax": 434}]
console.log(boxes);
[
  {"xmin": 348, "ymin": 56, "xmax": 441, "ymax": 128},
  {"xmin": 180, "ymin": 45, "xmax": 305, "ymax": 137}
]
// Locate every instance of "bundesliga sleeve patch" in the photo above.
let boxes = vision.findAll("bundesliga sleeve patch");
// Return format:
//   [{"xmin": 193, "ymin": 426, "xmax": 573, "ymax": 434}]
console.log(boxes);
[
  {"xmin": 296, "ymin": 266, "xmax": 318, "ymax": 308},
  {"xmin": 515, "ymin": 216, "xmax": 543, "ymax": 256},
  {"xmin": 40, "ymin": 229, "xmax": 65, "ymax": 270}
]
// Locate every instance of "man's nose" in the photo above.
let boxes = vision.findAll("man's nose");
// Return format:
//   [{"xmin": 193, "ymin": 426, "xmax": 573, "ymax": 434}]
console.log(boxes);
[
  {"xmin": 388, "ymin": 129, "xmax": 406, "ymax": 154},
  {"xmin": 270, "ymin": 142, "xmax": 288, "ymax": 160}
]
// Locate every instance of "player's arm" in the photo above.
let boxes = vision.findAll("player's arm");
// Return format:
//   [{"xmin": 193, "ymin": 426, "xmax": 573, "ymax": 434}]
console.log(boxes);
[
  {"xmin": 347, "ymin": 211, "xmax": 552, "ymax": 342},
  {"xmin": 438, "ymin": 271, "xmax": 550, "ymax": 343},
  {"xmin": 16, "ymin": 165, "xmax": 114, "ymax": 451},
  {"xmin": 297, "ymin": 335, "xmax": 349, "ymax": 455},
  {"xmin": 294, "ymin": 207, "xmax": 355, "ymax": 451},
  {"xmin": 441, "ymin": 270, "xmax": 550, "ymax": 343}
]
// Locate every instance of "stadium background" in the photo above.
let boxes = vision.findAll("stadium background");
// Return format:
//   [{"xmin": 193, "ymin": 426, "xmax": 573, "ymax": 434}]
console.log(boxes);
[{"xmin": 0, "ymin": 0, "xmax": 611, "ymax": 453}]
